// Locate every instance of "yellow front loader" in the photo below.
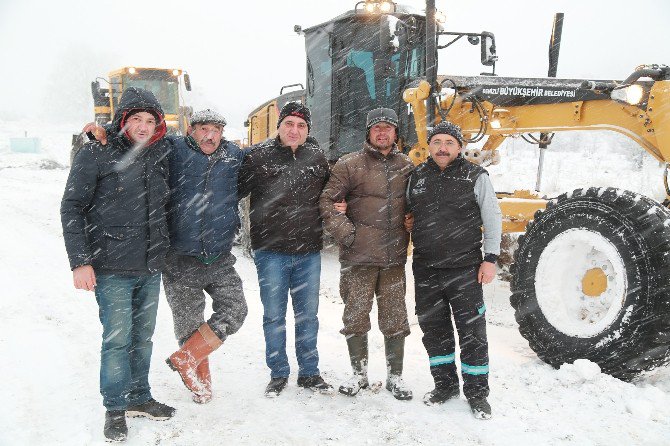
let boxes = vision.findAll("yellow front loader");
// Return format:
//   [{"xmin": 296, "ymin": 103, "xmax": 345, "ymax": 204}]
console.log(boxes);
[{"xmin": 71, "ymin": 66, "xmax": 192, "ymax": 162}]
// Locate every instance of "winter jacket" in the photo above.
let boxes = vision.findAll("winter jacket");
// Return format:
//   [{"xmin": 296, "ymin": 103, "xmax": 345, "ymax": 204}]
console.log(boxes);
[
  {"xmin": 61, "ymin": 88, "xmax": 170, "ymax": 275},
  {"xmin": 320, "ymin": 142, "xmax": 414, "ymax": 266},
  {"xmin": 166, "ymin": 135, "xmax": 244, "ymax": 258},
  {"xmin": 407, "ymin": 156, "xmax": 486, "ymax": 268},
  {"xmin": 238, "ymin": 136, "xmax": 329, "ymax": 253}
]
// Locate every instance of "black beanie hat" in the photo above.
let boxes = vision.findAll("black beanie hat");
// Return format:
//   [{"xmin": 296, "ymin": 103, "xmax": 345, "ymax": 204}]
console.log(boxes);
[
  {"xmin": 277, "ymin": 102, "xmax": 311, "ymax": 130},
  {"xmin": 427, "ymin": 121, "xmax": 464, "ymax": 147}
]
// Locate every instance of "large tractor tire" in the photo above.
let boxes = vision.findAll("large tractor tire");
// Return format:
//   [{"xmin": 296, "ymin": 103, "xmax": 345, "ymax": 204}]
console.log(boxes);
[{"xmin": 510, "ymin": 187, "xmax": 670, "ymax": 381}]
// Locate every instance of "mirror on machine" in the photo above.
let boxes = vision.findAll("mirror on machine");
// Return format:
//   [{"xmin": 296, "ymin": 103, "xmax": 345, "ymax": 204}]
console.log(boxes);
[{"xmin": 480, "ymin": 31, "xmax": 497, "ymax": 67}]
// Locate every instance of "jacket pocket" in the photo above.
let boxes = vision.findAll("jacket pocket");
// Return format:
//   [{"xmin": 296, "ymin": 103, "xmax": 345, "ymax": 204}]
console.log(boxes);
[{"xmin": 102, "ymin": 226, "xmax": 146, "ymax": 271}]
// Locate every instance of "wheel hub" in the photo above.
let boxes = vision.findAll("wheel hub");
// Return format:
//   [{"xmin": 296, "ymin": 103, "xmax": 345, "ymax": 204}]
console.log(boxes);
[
  {"xmin": 535, "ymin": 229, "xmax": 627, "ymax": 337},
  {"xmin": 581, "ymin": 267, "xmax": 608, "ymax": 297}
]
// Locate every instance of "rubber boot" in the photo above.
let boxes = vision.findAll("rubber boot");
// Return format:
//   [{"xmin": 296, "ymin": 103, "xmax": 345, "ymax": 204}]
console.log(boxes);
[
  {"xmin": 339, "ymin": 335, "xmax": 369, "ymax": 396},
  {"xmin": 192, "ymin": 358, "xmax": 212, "ymax": 404},
  {"xmin": 167, "ymin": 323, "xmax": 222, "ymax": 400},
  {"xmin": 384, "ymin": 336, "xmax": 413, "ymax": 400}
]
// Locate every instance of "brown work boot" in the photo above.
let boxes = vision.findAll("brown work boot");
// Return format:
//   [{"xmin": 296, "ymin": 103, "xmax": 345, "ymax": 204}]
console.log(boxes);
[
  {"xmin": 166, "ymin": 323, "xmax": 222, "ymax": 400},
  {"xmin": 192, "ymin": 358, "xmax": 212, "ymax": 404}
]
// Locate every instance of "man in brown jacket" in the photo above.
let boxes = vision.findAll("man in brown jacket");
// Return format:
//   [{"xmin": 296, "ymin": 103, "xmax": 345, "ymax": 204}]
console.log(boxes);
[{"xmin": 320, "ymin": 107, "xmax": 414, "ymax": 400}]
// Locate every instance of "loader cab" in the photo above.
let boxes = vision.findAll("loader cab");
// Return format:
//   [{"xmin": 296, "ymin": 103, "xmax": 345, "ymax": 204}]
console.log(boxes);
[
  {"xmin": 301, "ymin": 3, "xmax": 426, "ymax": 160},
  {"xmin": 96, "ymin": 67, "xmax": 192, "ymax": 134}
]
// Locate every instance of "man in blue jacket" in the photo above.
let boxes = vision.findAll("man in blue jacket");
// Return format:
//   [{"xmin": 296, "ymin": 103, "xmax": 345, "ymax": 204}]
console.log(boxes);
[{"xmin": 163, "ymin": 110, "xmax": 247, "ymax": 404}]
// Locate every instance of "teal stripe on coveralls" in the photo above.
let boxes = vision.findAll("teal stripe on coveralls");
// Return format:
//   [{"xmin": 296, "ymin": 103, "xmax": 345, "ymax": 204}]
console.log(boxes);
[
  {"xmin": 429, "ymin": 353, "xmax": 456, "ymax": 367},
  {"xmin": 461, "ymin": 363, "xmax": 489, "ymax": 375}
]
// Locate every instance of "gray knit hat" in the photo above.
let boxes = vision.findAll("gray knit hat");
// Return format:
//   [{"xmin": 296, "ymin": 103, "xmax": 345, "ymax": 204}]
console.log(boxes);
[
  {"xmin": 427, "ymin": 121, "xmax": 464, "ymax": 147},
  {"xmin": 190, "ymin": 109, "xmax": 227, "ymax": 127},
  {"xmin": 366, "ymin": 107, "xmax": 398, "ymax": 129}
]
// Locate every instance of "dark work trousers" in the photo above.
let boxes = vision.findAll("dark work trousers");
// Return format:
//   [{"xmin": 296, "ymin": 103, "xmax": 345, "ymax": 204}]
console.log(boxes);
[
  {"xmin": 413, "ymin": 262, "xmax": 489, "ymax": 400},
  {"xmin": 163, "ymin": 251, "xmax": 247, "ymax": 343}
]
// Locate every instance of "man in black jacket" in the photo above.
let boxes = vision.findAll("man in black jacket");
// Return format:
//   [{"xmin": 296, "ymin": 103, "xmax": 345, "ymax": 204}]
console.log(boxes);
[
  {"xmin": 61, "ymin": 87, "xmax": 175, "ymax": 442},
  {"xmin": 238, "ymin": 102, "xmax": 332, "ymax": 397},
  {"xmin": 406, "ymin": 121, "xmax": 502, "ymax": 420}
]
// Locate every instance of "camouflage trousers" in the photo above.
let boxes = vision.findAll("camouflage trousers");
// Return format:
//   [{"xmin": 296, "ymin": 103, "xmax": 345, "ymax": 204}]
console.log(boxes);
[
  {"xmin": 339, "ymin": 263, "xmax": 410, "ymax": 338},
  {"xmin": 163, "ymin": 251, "xmax": 247, "ymax": 343}
]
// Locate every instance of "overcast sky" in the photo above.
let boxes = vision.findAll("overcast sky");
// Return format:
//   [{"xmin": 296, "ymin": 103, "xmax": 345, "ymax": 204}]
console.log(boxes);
[{"xmin": 1, "ymin": 0, "xmax": 668, "ymax": 139}]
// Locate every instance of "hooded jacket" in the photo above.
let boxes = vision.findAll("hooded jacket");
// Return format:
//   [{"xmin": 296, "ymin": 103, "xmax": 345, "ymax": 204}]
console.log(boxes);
[
  {"xmin": 238, "ymin": 136, "xmax": 329, "ymax": 253},
  {"xmin": 61, "ymin": 87, "xmax": 170, "ymax": 275},
  {"xmin": 320, "ymin": 142, "xmax": 414, "ymax": 266}
]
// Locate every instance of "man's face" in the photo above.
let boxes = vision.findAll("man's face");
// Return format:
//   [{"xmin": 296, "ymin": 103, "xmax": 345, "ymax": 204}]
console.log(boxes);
[
  {"xmin": 368, "ymin": 122, "xmax": 396, "ymax": 151},
  {"xmin": 278, "ymin": 116, "xmax": 308, "ymax": 149},
  {"xmin": 189, "ymin": 123, "xmax": 224, "ymax": 154},
  {"xmin": 428, "ymin": 133, "xmax": 461, "ymax": 168},
  {"xmin": 125, "ymin": 111, "xmax": 157, "ymax": 144}
]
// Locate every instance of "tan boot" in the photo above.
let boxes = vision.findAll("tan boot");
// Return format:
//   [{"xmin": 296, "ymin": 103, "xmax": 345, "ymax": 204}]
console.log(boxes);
[
  {"xmin": 166, "ymin": 323, "xmax": 222, "ymax": 400},
  {"xmin": 192, "ymin": 358, "xmax": 212, "ymax": 404}
]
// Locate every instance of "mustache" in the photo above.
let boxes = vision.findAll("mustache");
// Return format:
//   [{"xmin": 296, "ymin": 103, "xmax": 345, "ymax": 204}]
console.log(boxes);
[{"xmin": 435, "ymin": 150, "xmax": 451, "ymax": 156}]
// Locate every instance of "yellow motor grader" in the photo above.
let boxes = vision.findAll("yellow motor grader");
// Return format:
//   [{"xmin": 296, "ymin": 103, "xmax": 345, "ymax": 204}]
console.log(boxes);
[{"xmin": 246, "ymin": 0, "xmax": 670, "ymax": 380}]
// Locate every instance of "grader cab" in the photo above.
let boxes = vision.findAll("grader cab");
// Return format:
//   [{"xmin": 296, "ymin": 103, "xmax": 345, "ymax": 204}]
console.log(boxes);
[{"xmin": 246, "ymin": 0, "xmax": 670, "ymax": 380}]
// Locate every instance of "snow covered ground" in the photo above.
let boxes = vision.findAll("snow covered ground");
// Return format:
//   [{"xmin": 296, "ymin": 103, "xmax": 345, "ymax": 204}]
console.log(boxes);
[{"xmin": 1, "ymin": 125, "xmax": 669, "ymax": 445}]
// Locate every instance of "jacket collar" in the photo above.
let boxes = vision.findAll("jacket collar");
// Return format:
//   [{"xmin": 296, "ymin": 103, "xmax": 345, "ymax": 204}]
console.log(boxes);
[
  {"xmin": 186, "ymin": 135, "xmax": 228, "ymax": 159},
  {"xmin": 363, "ymin": 141, "xmax": 399, "ymax": 160},
  {"xmin": 273, "ymin": 136, "xmax": 315, "ymax": 155},
  {"xmin": 426, "ymin": 154, "xmax": 464, "ymax": 172}
]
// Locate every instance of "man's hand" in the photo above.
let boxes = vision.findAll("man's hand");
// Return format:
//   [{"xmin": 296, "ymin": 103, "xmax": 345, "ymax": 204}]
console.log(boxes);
[
  {"xmin": 404, "ymin": 213, "xmax": 414, "ymax": 233},
  {"xmin": 82, "ymin": 122, "xmax": 107, "ymax": 145},
  {"xmin": 478, "ymin": 261, "xmax": 496, "ymax": 284},
  {"xmin": 333, "ymin": 199, "xmax": 347, "ymax": 214},
  {"xmin": 73, "ymin": 265, "xmax": 96, "ymax": 291}
]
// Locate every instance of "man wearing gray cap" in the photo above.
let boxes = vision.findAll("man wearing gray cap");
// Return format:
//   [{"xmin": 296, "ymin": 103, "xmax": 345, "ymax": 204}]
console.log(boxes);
[
  {"xmin": 163, "ymin": 109, "xmax": 247, "ymax": 404},
  {"xmin": 320, "ymin": 107, "xmax": 415, "ymax": 400}
]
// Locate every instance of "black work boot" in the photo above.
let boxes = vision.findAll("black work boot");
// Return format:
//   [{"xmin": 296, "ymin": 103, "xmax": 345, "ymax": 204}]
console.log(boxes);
[
  {"xmin": 339, "ymin": 335, "xmax": 369, "ymax": 396},
  {"xmin": 265, "ymin": 377, "xmax": 288, "ymax": 397},
  {"xmin": 297, "ymin": 375, "xmax": 334, "ymax": 394},
  {"xmin": 384, "ymin": 336, "xmax": 413, "ymax": 401},
  {"xmin": 468, "ymin": 397, "xmax": 492, "ymax": 420},
  {"xmin": 126, "ymin": 399, "xmax": 175, "ymax": 421},
  {"xmin": 104, "ymin": 410, "xmax": 127, "ymax": 443},
  {"xmin": 423, "ymin": 386, "xmax": 460, "ymax": 406}
]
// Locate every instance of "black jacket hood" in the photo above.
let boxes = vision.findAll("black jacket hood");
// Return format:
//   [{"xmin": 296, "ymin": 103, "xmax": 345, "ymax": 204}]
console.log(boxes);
[{"xmin": 111, "ymin": 87, "xmax": 166, "ymax": 135}]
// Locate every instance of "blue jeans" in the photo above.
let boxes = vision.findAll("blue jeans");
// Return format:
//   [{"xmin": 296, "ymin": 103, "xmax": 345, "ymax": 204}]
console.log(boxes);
[
  {"xmin": 253, "ymin": 250, "xmax": 321, "ymax": 378},
  {"xmin": 95, "ymin": 274, "xmax": 161, "ymax": 410}
]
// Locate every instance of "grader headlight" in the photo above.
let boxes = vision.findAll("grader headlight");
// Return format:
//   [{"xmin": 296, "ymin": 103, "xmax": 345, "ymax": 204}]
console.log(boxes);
[
  {"xmin": 611, "ymin": 84, "xmax": 644, "ymax": 105},
  {"xmin": 127, "ymin": 67, "xmax": 136, "ymax": 74},
  {"xmin": 356, "ymin": 0, "xmax": 397, "ymax": 14}
]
